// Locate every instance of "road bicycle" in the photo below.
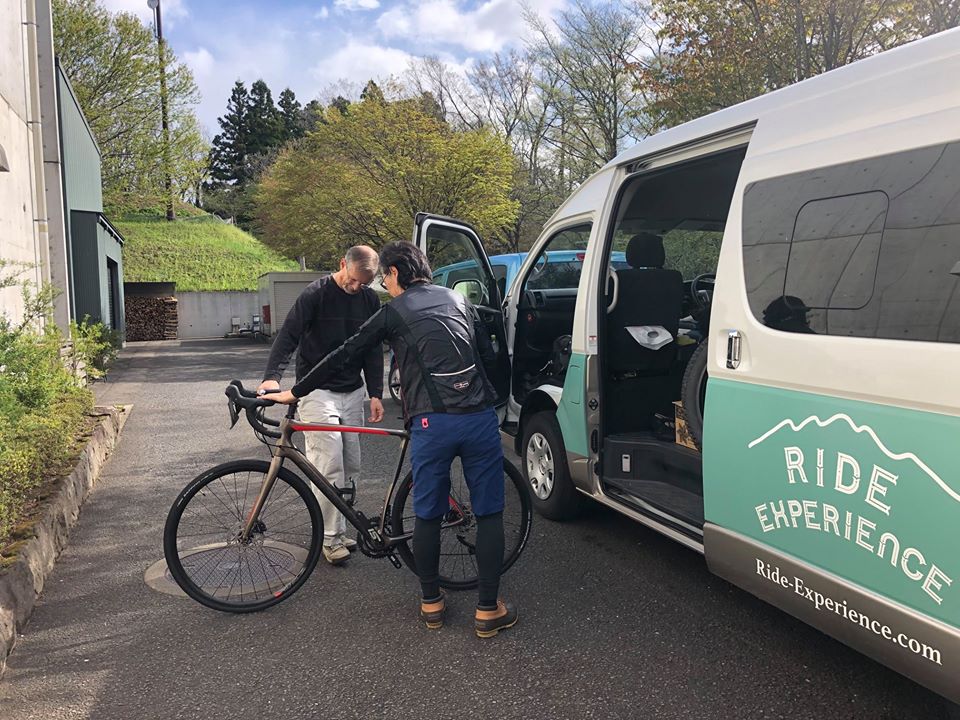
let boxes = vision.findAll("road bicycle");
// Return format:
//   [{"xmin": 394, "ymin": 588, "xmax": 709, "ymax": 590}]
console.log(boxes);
[{"xmin": 163, "ymin": 381, "xmax": 532, "ymax": 613}]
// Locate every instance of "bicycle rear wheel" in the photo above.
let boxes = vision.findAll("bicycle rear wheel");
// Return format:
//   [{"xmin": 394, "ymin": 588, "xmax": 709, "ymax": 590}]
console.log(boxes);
[
  {"xmin": 163, "ymin": 459, "xmax": 323, "ymax": 613},
  {"xmin": 390, "ymin": 458, "xmax": 532, "ymax": 590}
]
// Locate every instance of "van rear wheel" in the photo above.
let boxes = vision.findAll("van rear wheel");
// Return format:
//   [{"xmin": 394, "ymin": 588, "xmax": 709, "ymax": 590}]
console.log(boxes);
[{"xmin": 522, "ymin": 411, "xmax": 583, "ymax": 520}]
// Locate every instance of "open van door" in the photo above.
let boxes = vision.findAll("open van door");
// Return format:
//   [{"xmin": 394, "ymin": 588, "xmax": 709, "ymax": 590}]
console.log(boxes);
[{"xmin": 413, "ymin": 212, "xmax": 511, "ymax": 406}]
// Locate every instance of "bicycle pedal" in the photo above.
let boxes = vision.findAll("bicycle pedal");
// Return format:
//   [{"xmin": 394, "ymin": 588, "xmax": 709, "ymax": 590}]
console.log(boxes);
[
  {"xmin": 387, "ymin": 553, "xmax": 402, "ymax": 569},
  {"xmin": 337, "ymin": 480, "xmax": 357, "ymax": 507}
]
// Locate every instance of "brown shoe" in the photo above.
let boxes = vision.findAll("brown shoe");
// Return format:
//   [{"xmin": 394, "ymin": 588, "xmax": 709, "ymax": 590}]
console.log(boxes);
[
  {"xmin": 475, "ymin": 600, "xmax": 518, "ymax": 638},
  {"xmin": 420, "ymin": 594, "xmax": 446, "ymax": 630}
]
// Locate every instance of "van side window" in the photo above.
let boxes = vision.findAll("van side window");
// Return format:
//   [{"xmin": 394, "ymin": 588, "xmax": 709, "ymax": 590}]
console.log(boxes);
[{"xmin": 742, "ymin": 142, "xmax": 960, "ymax": 342}]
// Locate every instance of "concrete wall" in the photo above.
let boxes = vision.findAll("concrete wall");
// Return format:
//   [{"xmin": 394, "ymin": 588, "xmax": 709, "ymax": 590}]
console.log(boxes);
[
  {"xmin": 0, "ymin": 0, "xmax": 44, "ymax": 324},
  {"xmin": 178, "ymin": 291, "xmax": 260, "ymax": 339},
  {"xmin": 35, "ymin": 0, "xmax": 70, "ymax": 330}
]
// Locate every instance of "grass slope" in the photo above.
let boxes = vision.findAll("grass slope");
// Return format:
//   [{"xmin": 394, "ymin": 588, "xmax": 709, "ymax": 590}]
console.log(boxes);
[{"xmin": 116, "ymin": 211, "xmax": 298, "ymax": 292}]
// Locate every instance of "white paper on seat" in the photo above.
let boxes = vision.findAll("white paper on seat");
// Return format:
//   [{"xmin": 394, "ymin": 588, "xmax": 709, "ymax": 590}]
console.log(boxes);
[{"xmin": 626, "ymin": 325, "xmax": 673, "ymax": 350}]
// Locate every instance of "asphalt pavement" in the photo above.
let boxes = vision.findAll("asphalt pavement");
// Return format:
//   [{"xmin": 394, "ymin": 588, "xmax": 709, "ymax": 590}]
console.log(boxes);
[{"xmin": 0, "ymin": 338, "xmax": 954, "ymax": 719}]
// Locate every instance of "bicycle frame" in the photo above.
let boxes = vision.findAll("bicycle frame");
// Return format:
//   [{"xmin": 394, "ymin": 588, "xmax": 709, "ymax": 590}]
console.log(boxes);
[{"xmin": 240, "ymin": 408, "xmax": 414, "ymax": 551}]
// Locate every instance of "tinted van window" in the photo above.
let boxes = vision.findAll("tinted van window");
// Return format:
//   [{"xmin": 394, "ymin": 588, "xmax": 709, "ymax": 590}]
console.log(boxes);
[{"xmin": 742, "ymin": 142, "xmax": 960, "ymax": 342}]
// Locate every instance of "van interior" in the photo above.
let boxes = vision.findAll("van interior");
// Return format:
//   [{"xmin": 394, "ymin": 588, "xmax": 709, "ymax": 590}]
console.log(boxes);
[
  {"xmin": 510, "ymin": 145, "xmax": 748, "ymax": 539},
  {"xmin": 599, "ymin": 146, "xmax": 747, "ymax": 537}
]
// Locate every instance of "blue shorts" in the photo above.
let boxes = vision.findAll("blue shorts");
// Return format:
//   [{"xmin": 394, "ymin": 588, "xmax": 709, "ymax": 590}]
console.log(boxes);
[{"xmin": 409, "ymin": 408, "xmax": 505, "ymax": 520}]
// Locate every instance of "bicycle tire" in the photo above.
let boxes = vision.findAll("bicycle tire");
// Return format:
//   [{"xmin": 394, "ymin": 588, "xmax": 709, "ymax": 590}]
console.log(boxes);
[
  {"xmin": 163, "ymin": 459, "xmax": 323, "ymax": 613},
  {"xmin": 390, "ymin": 458, "xmax": 532, "ymax": 590}
]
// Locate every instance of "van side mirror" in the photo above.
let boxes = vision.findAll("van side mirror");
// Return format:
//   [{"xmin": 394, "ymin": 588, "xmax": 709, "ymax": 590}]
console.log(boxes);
[{"xmin": 452, "ymin": 278, "xmax": 487, "ymax": 305}]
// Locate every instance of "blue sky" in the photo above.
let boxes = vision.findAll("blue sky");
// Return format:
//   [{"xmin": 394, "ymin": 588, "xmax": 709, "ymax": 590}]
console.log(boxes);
[{"xmin": 99, "ymin": 0, "xmax": 566, "ymax": 134}]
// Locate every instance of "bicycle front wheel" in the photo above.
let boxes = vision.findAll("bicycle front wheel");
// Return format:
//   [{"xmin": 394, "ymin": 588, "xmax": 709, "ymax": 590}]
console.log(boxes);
[
  {"xmin": 390, "ymin": 458, "xmax": 532, "ymax": 590},
  {"xmin": 163, "ymin": 459, "xmax": 323, "ymax": 613}
]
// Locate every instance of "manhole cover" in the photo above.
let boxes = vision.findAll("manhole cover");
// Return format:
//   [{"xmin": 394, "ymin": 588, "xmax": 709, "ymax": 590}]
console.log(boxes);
[{"xmin": 144, "ymin": 541, "xmax": 309, "ymax": 598}]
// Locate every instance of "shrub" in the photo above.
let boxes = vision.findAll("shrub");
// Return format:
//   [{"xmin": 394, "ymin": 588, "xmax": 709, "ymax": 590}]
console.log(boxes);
[{"xmin": 0, "ymin": 262, "xmax": 99, "ymax": 545}]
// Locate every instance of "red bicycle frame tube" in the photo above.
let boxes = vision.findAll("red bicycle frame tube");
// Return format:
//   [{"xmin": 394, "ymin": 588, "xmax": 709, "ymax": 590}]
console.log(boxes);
[{"xmin": 288, "ymin": 422, "xmax": 409, "ymax": 439}]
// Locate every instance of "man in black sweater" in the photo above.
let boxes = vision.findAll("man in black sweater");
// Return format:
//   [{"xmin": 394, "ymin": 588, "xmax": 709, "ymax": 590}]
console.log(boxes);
[
  {"xmin": 269, "ymin": 242, "xmax": 517, "ymax": 638},
  {"xmin": 258, "ymin": 246, "xmax": 384, "ymax": 564}
]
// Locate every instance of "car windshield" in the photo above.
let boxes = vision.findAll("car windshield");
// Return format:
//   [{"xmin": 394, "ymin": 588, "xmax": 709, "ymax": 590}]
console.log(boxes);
[{"xmin": 526, "ymin": 254, "xmax": 629, "ymax": 291}]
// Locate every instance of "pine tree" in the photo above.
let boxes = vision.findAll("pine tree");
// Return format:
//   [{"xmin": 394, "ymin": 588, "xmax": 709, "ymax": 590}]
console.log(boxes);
[
  {"xmin": 247, "ymin": 79, "xmax": 283, "ymax": 157},
  {"xmin": 278, "ymin": 88, "xmax": 304, "ymax": 140},
  {"xmin": 329, "ymin": 95, "xmax": 351, "ymax": 116},
  {"xmin": 360, "ymin": 79, "xmax": 385, "ymax": 104},
  {"xmin": 208, "ymin": 80, "xmax": 250, "ymax": 189},
  {"xmin": 303, "ymin": 99, "xmax": 324, "ymax": 132}
]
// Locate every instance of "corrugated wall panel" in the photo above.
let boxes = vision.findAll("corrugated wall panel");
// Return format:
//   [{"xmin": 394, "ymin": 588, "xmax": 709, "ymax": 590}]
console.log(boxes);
[
  {"xmin": 274, "ymin": 281, "xmax": 311, "ymax": 332},
  {"xmin": 58, "ymin": 69, "xmax": 102, "ymax": 213}
]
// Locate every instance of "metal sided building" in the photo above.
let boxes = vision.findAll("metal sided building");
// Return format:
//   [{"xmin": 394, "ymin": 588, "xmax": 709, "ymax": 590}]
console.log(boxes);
[{"xmin": 56, "ymin": 63, "xmax": 125, "ymax": 338}]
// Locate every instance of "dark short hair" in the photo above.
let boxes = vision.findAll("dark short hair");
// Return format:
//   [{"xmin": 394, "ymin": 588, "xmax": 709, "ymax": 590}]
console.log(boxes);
[{"xmin": 379, "ymin": 242, "xmax": 432, "ymax": 290}]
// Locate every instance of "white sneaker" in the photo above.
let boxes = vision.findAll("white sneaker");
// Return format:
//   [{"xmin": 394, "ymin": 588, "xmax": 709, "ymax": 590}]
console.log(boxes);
[
  {"xmin": 337, "ymin": 533, "xmax": 358, "ymax": 552},
  {"xmin": 322, "ymin": 540, "xmax": 350, "ymax": 565}
]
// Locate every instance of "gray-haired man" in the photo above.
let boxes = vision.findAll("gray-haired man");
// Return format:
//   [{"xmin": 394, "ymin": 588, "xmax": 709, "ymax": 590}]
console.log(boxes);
[{"xmin": 258, "ymin": 246, "xmax": 384, "ymax": 564}]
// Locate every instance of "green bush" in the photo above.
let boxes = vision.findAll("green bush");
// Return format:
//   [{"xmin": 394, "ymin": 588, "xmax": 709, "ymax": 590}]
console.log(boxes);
[
  {"xmin": 0, "ymin": 263, "xmax": 99, "ymax": 545},
  {"xmin": 71, "ymin": 317, "xmax": 120, "ymax": 380}
]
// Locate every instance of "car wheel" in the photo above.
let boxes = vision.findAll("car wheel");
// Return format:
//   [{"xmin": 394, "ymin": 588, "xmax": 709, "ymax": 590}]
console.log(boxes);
[{"xmin": 522, "ymin": 411, "xmax": 583, "ymax": 520}]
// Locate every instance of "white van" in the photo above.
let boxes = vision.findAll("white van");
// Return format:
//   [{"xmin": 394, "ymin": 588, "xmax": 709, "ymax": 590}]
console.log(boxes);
[{"xmin": 414, "ymin": 28, "xmax": 960, "ymax": 702}]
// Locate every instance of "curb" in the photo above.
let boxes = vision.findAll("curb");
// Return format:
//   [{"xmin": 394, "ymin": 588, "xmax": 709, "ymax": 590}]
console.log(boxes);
[{"xmin": 0, "ymin": 404, "xmax": 131, "ymax": 678}]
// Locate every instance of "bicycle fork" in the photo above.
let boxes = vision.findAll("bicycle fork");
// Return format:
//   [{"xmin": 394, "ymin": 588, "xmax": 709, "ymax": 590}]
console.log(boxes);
[{"xmin": 240, "ymin": 453, "xmax": 284, "ymax": 542}]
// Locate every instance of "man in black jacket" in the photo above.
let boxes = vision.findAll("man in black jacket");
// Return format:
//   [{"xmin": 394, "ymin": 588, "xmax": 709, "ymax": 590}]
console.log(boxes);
[
  {"xmin": 270, "ymin": 242, "xmax": 518, "ymax": 637},
  {"xmin": 258, "ymin": 246, "xmax": 384, "ymax": 565}
]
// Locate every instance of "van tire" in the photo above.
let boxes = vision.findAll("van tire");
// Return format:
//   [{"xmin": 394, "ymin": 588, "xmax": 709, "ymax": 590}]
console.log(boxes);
[
  {"xmin": 522, "ymin": 411, "xmax": 583, "ymax": 520},
  {"xmin": 680, "ymin": 341, "xmax": 708, "ymax": 450}
]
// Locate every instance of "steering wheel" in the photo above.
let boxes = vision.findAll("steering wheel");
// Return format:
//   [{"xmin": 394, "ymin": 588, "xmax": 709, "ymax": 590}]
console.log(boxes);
[{"xmin": 689, "ymin": 272, "xmax": 716, "ymax": 311}]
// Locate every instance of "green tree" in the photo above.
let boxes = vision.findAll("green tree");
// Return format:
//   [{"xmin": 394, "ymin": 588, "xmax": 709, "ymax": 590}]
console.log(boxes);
[
  {"xmin": 208, "ymin": 81, "xmax": 251, "ymax": 190},
  {"xmin": 360, "ymin": 80, "xmax": 385, "ymax": 104},
  {"xmin": 303, "ymin": 99, "xmax": 325, "ymax": 132},
  {"xmin": 329, "ymin": 95, "xmax": 352, "ymax": 115},
  {"xmin": 278, "ymin": 88, "xmax": 305, "ymax": 140},
  {"xmin": 247, "ymin": 79, "xmax": 283, "ymax": 156},
  {"xmin": 254, "ymin": 95, "xmax": 519, "ymax": 269},
  {"xmin": 640, "ymin": 0, "xmax": 959, "ymax": 129},
  {"xmin": 526, "ymin": 0, "xmax": 649, "ymax": 172},
  {"xmin": 52, "ymin": 0, "xmax": 206, "ymax": 214}
]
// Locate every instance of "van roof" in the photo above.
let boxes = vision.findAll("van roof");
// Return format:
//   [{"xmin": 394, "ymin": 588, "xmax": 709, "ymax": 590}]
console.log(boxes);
[{"xmin": 605, "ymin": 27, "xmax": 960, "ymax": 171}]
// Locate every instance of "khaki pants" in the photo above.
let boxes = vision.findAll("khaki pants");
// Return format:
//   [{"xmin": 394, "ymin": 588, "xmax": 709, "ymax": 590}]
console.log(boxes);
[{"xmin": 297, "ymin": 386, "xmax": 365, "ymax": 543}]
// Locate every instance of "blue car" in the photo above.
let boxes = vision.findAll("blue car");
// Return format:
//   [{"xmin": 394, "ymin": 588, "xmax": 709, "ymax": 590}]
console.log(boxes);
[
  {"xmin": 386, "ymin": 250, "xmax": 627, "ymax": 403},
  {"xmin": 432, "ymin": 250, "xmax": 629, "ymax": 301}
]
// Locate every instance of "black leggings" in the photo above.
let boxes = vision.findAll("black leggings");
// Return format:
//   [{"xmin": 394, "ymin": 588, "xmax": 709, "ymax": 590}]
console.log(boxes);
[{"xmin": 413, "ymin": 511, "xmax": 504, "ymax": 608}]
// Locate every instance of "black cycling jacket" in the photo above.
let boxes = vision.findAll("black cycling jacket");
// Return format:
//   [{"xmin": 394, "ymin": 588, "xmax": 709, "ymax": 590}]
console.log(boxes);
[{"xmin": 291, "ymin": 283, "xmax": 499, "ymax": 423}]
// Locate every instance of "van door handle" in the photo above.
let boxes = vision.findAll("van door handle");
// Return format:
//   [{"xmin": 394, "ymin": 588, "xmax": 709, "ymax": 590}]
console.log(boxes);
[{"xmin": 726, "ymin": 330, "xmax": 742, "ymax": 369}]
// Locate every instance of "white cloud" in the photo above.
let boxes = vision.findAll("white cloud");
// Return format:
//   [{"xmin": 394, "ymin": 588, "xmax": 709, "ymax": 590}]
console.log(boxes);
[
  {"xmin": 315, "ymin": 7, "xmax": 330, "ymax": 20},
  {"xmin": 183, "ymin": 47, "xmax": 214, "ymax": 79},
  {"xmin": 98, "ymin": 0, "xmax": 188, "ymax": 26},
  {"xmin": 180, "ymin": 23, "xmax": 301, "ymax": 131},
  {"xmin": 334, "ymin": 0, "xmax": 380, "ymax": 10},
  {"xmin": 376, "ymin": 0, "xmax": 565, "ymax": 53},
  {"xmin": 311, "ymin": 40, "xmax": 413, "ymax": 90}
]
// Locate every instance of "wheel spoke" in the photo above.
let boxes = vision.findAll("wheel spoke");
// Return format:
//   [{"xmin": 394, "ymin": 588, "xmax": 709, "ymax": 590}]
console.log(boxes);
[{"xmin": 167, "ymin": 465, "xmax": 319, "ymax": 611}]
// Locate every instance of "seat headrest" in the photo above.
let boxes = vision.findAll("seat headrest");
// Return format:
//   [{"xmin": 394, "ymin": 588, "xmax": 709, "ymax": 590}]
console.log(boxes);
[{"xmin": 625, "ymin": 233, "xmax": 665, "ymax": 269}]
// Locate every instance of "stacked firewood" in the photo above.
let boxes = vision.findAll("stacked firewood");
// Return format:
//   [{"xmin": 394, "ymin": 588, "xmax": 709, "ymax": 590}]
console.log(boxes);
[{"xmin": 125, "ymin": 295, "xmax": 178, "ymax": 341}]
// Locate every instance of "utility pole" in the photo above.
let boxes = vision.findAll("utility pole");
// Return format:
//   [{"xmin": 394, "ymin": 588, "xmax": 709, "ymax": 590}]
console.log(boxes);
[{"xmin": 148, "ymin": 0, "xmax": 175, "ymax": 221}]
